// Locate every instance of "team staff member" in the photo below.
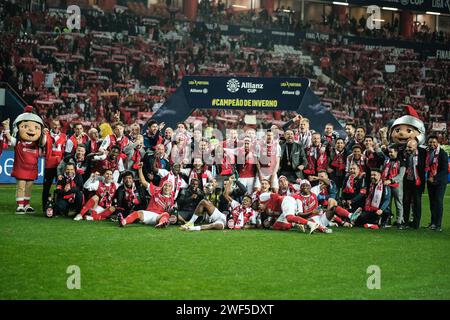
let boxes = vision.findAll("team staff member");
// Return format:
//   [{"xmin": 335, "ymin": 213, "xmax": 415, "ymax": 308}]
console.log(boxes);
[
  {"xmin": 425, "ymin": 135, "xmax": 448, "ymax": 232},
  {"xmin": 43, "ymin": 119, "xmax": 67, "ymax": 212}
]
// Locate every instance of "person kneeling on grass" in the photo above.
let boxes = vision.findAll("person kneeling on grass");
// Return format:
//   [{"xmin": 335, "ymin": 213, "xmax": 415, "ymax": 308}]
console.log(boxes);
[
  {"xmin": 117, "ymin": 163, "xmax": 172, "ymax": 228},
  {"xmin": 73, "ymin": 169, "xmax": 118, "ymax": 221},
  {"xmin": 179, "ymin": 177, "xmax": 244, "ymax": 231}
]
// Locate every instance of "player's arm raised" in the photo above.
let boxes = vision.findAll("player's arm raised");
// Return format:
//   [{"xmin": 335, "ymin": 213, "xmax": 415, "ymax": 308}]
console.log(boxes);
[{"xmin": 137, "ymin": 162, "xmax": 149, "ymax": 189}]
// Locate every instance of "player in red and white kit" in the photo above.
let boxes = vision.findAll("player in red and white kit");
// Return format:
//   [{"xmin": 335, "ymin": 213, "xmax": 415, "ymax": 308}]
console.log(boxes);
[
  {"xmin": 117, "ymin": 163, "xmax": 172, "ymax": 228},
  {"xmin": 258, "ymin": 192, "xmax": 320, "ymax": 234},
  {"xmin": 296, "ymin": 180, "xmax": 361, "ymax": 231},
  {"xmin": 73, "ymin": 169, "xmax": 118, "ymax": 221}
]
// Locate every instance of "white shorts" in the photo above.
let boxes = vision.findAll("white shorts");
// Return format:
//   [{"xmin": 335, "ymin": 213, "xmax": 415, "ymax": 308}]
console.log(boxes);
[
  {"xmin": 93, "ymin": 206, "xmax": 105, "ymax": 214},
  {"xmin": 255, "ymin": 173, "xmax": 279, "ymax": 189},
  {"xmin": 142, "ymin": 211, "xmax": 160, "ymax": 225},
  {"xmin": 206, "ymin": 208, "xmax": 227, "ymax": 229},
  {"xmin": 238, "ymin": 177, "xmax": 256, "ymax": 194},
  {"xmin": 311, "ymin": 213, "xmax": 330, "ymax": 228},
  {"xmin": 276, "ymin": 196, "xmax": 297, "ymax": 223}
]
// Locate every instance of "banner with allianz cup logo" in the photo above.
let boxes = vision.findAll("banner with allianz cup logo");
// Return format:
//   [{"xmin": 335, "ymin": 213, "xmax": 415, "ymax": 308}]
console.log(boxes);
[{"xmin": 0, "ymin": 150, "xmax": 44, "ymax": 184}]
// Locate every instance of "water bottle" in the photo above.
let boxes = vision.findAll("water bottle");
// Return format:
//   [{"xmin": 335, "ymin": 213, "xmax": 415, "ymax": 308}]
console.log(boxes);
[{"xmin": 46, "ymin": 197, "xmax": 54, "ymax": 218}]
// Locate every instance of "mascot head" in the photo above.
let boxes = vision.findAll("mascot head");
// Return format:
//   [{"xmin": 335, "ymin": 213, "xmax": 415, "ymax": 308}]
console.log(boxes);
[
  {"xmin": 12, "ymin": 105, "xmax": 44, "ymax": 142},
  {"xmin": 389, "ymin": 105, "xmax": 425, "ymax": 146}
]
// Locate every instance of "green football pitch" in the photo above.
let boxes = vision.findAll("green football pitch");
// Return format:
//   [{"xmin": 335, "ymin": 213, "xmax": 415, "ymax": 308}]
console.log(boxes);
[{"xmin": 0, "ymin": 185, "xmax": 449, "ymax": 300}]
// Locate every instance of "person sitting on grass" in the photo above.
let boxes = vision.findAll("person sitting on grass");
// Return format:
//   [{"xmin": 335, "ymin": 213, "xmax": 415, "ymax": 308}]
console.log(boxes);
[
  {"xmin": 73, "ymin": 169, "xmax": 118, "ymax": 221},
  {"xmin": 117, "ymin": 163, "xmax": 172, "ymax": 228},
  {"xmin": 179, "ymin": 176, "xmax": 240, "ymax": 232},
  {"xmin": 114, "ymin": 170, "xmax": 148, "ymax": 219},
  {"xmin": 54, "ymin": 163, "xmax": 84, "ymax": 217}
]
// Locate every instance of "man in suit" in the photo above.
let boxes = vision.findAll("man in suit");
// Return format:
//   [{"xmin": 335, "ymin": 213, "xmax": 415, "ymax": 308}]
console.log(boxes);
[
  {"xmin": 425, "ymin": 135, "xmax": 448, "ymax": 231},
  {"xmin": 403, "ymin": 139, "xmax": 426, "ymax": 229},
  {"xmin": 278, "ymin": 130, "xmax": 307, "ymax": 183}
]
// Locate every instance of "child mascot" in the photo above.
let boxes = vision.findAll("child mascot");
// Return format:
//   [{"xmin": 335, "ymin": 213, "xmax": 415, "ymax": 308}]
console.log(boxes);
[{"xmin": 2, "ymin": 106, "xmax": 46, "ymax": 213}]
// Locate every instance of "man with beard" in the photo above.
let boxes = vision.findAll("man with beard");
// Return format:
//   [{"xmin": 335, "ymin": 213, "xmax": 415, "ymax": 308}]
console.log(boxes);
[
  {"xmin": 322, "ymin": 123, "xmax": 339, "ymax": 146},
  {"xmin": 346, "ymin": 126, "xmax": 366, "ymax": 155},
  {"xmin": 279, "ymin": 130, "xmax": 307, "ymax": 182},
  {"xmin": 363, "ymin": 135, "xmax": 385, "ymax": 186},
  {"xmin": 354, "ymin": 169, "xmax": 391, "ymax": 229},
  {"xmin": 154, "ymin": 162, "xmax": 187, "ymax": 200},
  {"xmin": 127, "ymin": 123, "xmax": 141, "ymax": 143},
  {"xmin": 144, "ymin": 120, "xmax": 164, "ymax": 151},
  {"xmin": 54, "ymin": 163, "xmax": 84, "ymax": 217},
  {"xmin": 345, "ymin": 145, "xmax": 366, "ymax": 177},
  {"xmin": 282, "ymin": 115, "xmax": 313, "ymax": 148},
  {"xmin": 115, "ymin": 171, "xmax": 148, "ymax": 218},
  {"xmin": 163, "ymin": 127, "xmax": 174, "ymax": 159}
]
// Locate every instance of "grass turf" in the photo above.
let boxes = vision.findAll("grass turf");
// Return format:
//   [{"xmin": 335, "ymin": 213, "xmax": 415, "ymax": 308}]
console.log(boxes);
[{"xmin": 0, "ymin": 185, "xmax": 449, "ymax": 300}]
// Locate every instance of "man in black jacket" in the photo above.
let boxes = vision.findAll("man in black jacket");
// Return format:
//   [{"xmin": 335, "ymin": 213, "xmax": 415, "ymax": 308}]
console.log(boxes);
[
  {"xmin": 279, "ymin": 130, "xmax": 307, "ymax": 182},
  {"xmin": 177, "ymin": 178, "xmax": 204, "ymax": 224},
  {"xmin": 403, "ymin": 139, "xmax": 427, "ymax": 229},
  {"xmin": 54, "ymin": 163, "xmax": 84, "ymax": 217},
  {"xmin": 425, "ymin": 135, "xmax": 448, "ymax": 231},
  {"xmin": 115, "ymin": 171, "xmax": 148, "ymax": 218}
]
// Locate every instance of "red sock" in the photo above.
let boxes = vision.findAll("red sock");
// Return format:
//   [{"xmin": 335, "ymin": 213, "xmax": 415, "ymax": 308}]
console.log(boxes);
[
  {"xmin": 98, "ymin": 208, "xmax": 115, "ymax": 220},
  {"xmin": 158, "ymin": 213, "xmax": 169, "ymax": 225},
  {"xmin": 80, "ymin": 198, "xmax": 96, "ymax": 216},
  {"xmin": 23, "ymin": 198, "xmax": 30, "ymax": 206},
  {"xmin": 91, "ymin": 210, "xmax": 102, "ymax": 220},
  {"xmin": 287, "ymin": 215, "xmax": 308, "ymax": 225},
  {"xmin": 17, "ymin": 199, "xmax": 25, "ymax": 206},
  {"xmin": 273, "ymin": 221, "xmax": 292, "ymax": 230},
  {"xmin": 125, "ymin": 211, "xmax": 140, "ymax": 224},
  {"xmin": 334, "ymin": 216, "xmax": 344, "ymax": 224},
  {"xmin": 335, "ymin": 206, "xmax": 351, "ymax": 218}
]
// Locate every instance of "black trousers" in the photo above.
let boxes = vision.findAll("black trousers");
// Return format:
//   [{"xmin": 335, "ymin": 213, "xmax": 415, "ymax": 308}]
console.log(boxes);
[
  {"xmin": 403, "ymin": 180, "xmax": 423, "ymax": 228},
  {"xmin": 355, "ymin": 210, "xmax": 390, "ymax": 227},
  {"xmin": 54, "ymin": 191, "xmax": 83, "ymax": 216},
  {"xmin": 427, "ymin": 182, "xmax": 447, "ymax": 228},
  {"xmin": 42, "ymin": 167, "xmax": 58, "ymax": 211},
  {"xmin": 331, "ymin": 174, "xmax": 345, "ymax": 199}
]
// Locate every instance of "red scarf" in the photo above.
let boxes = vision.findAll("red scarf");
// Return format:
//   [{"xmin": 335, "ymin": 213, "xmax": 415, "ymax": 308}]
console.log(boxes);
[
  {"xmin": 131, "ymin": 149, "xmax": 142, "ymax": 170},
  {"xmin": 381, "ymin": 159, "xmax": 400, "ymax": 187},
  {"xmin": 364, "ymin": 180, "xmax": 384, "ymax": 212},
  {"xmin": 425, "ymin": 146, "xmax": 439, "ymax": 179},
  {"xmin": 331, "ymin": 150, "xmax": 346, "ymax": 171},
  {"xmin": 343, "ymin": 175, "xmax": 356, "ymax": 194},
  {"xmin": 125, "ymin": 185, "xmax": 140, "ymax": 206}
]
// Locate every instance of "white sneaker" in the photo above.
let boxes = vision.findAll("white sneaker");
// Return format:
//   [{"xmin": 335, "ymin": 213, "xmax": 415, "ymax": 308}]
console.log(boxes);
[
  {"xmin": 85, "ymin": 215, "xmax": 94, "ymax": 221},
  {"xmin": 323, "ymin": 228, "xmax": 333, "ymax": 234},
  {"xmin": 297, "ymin": 224, "xmax": 306, "ymax": 233},
  {"xmin": 73, "ymin": 214, "xmax": 83, "ymax": 221},
  {"xmin": 309, "ymin": 222, "xmax": 320, "ymax": 234},
  {"xmin": 15, "ymin": 206, "xmax": 26, "ymax": 215},
  {"xmin": 25, "ymin": 205, "xmax": 35, "ymax": 213}
]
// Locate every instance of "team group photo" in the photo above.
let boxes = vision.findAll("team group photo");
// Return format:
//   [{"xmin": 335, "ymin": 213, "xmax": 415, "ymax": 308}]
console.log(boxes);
[{"xmin": 0, "ymin": 0, "xmax": 449, "ymax": 301}]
